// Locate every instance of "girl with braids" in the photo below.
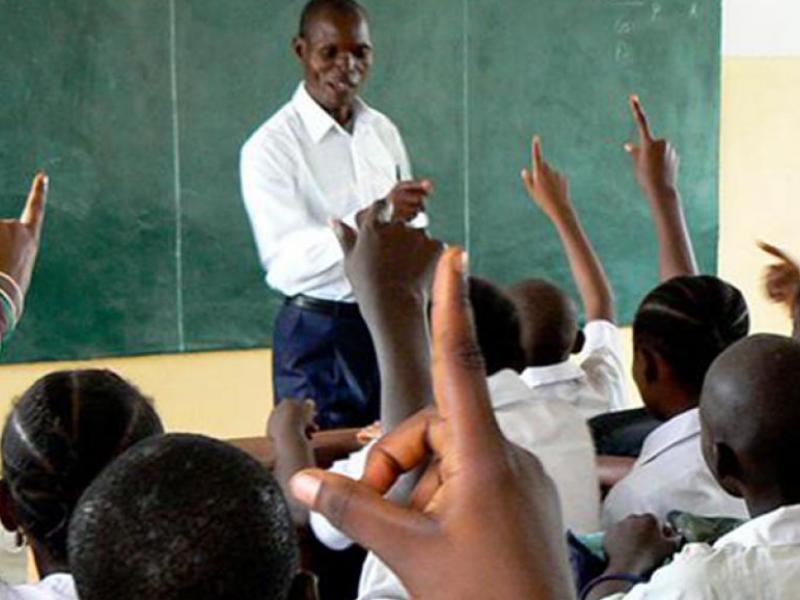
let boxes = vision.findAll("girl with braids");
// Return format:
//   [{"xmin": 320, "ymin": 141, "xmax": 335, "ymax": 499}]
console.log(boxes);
[
  {"xmin": 0, "ymin": 369, "xmax": 163, "ymax": 599},
  {"xmin": 600, "ymin": 97, "xmax": 751, "ymax": 527}
]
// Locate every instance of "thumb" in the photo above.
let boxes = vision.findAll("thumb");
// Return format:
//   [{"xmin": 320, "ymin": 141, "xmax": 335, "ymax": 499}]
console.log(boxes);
[
  {"xmin": 330, "ymin": 219, "xmax": 357, "ymax": 254},
  {"xmin": 290, "ymin": 469, "xmax": 432, "ymax": 563}
]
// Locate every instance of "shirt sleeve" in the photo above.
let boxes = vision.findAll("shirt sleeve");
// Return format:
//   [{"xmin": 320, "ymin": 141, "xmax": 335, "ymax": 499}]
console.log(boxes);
[
  {"xmin": 309, "ymin": 443, "xmax": 373, "ymax": 550},
  {"xmin": 578, "ymin": 320, "xmax": 628, "ymax": 413},
  {"xmin": 240, "ymin": 134, "xmax": 347, "ymax": 296}
]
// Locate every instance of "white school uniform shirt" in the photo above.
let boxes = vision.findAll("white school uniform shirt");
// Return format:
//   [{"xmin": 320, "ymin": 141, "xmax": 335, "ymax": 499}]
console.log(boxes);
[
  {"xmin": 240, "ymin": 82, "xmax": 412, "ymax": 301},
  {"xmin": 2, "ymin": 574, "xmax": 77, "ymax": 600},
  {"xmin": 602, "ymin": 407, "xmax": 748, "ymax": 528},
  {"xmin": 519, "ymin": 320, "xmax": 627, "ymax": 420},
  {"xmin": 601, "ymin": 504, "xmax": 800, "ymax": 599},
  {"xmin": 311, "ymin": 370, "xmax": 602, "ymax": 599}
]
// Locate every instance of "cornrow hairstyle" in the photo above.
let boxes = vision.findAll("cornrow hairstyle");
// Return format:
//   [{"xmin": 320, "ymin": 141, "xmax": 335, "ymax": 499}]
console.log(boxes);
[
  {"xmin": 1, "ymin": 369, "xmax": 163, "ymax": 565},
  {"xmin": 69, "ymin": 434, "xmax": 299, "ymax": 600},
  {"xmin": 633, "ymin": 275, "xmax": 750, "ymax": 395},
  {"xmin": 298, "ymin": 0, "xmax": 367, "ymax": 38},
  {"xmin": 469, "ymin": 277, "xmax": 527, "ymax": 376}
]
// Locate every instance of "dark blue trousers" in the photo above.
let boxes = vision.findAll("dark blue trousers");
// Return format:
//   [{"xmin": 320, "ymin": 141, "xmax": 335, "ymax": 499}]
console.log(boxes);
[{"xmin": 272, "ymin": 302, "xmax": 380, "ymax": 430}]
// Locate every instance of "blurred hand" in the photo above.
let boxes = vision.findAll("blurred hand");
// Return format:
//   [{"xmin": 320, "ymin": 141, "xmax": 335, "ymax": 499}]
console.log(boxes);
[
  {"xmin": 357, "ymin": 179, "xmax": 434, "ymax": 225},
  {"xmin": 289, "ymin": 248, "xmax": 576, "ymax": 600},
  {"xmin": 758, "ymin": 241, "xmax": 800, "ymax": 313},
  {"xmin": 267, "ymin": 398, "xmax": 318, "ymax": 441},
  {"xmin": 0, "ymin": 172, "xmax": 48, "ymax": 295},
  {"xmin": 625, "ymin": 95, "xmax": 680, "ymax": 198},
  {"xmin": 604, "ymin": 514, "xmax": 681, "ymax": 576},
  {"xmin": 521, "ymin": 136, "xmax": 574, "ymax": 222}
]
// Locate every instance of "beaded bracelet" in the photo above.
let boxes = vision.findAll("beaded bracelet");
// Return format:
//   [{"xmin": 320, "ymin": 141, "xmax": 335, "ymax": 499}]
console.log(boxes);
[{"xmin": 580, "ymin": 572, "xmax": 648, "ymax": 599}]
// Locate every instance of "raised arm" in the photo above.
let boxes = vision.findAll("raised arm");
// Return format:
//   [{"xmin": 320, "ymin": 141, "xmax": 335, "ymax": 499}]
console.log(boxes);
[
  {"xmin": 758, "ymin": 241, "xmax": 800, "ymax": 338},
  {"xmin": 521, "ymin": 137, "xmax": 615, "ymax": 322},
  {"xmin": 626, "ymin": 95, "xmax": 698, "ymax": 280}
]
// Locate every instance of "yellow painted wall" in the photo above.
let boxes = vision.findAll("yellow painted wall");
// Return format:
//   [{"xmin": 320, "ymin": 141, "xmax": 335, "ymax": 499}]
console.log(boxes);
[{"xmin": 2, "ymin": 58, "xmax": 799, "ymax": 432}]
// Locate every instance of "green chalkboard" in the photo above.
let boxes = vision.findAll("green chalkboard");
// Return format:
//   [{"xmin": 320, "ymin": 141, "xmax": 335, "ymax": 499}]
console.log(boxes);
[{"xmin": 0, "ymin": 0, "xmax": 720, "ymax": 363}]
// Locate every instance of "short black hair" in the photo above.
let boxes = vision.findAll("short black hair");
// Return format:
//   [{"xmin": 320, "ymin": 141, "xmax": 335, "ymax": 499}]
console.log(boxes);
[
  {"xmin": 1, "ymin": 369, "xmax": 163, "ymax": 565},
  {"xmin": 69, "ymin": 433, "xmax": 299, "ymax": 600},
  {"xmin": 469, "ymin": 277, "xmax": 526, "ymax": 375},
  {"xmin": 298, "ymin": 0, "xmax": 367, "ymax": 38},
  {"xmin": 633, "ymin": 275, "xmax": 749, "ymax": 395}
]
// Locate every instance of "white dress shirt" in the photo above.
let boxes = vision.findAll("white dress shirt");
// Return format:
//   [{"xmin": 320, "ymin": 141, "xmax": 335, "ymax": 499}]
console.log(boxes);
[
  {"xmin": 240, "ymin": 82, "xmax": 411, "ymax": 301},
  {"xmin": 519, "ymin": 320, "xmax": 627, "ymax": 420},
  {"xmin": 602, "ymin": 408, "xmax": 748, "ymax": 528},
  {"xmin": 601, "ymin": 504, "xmax": 800, "ymax": 599},
  {"xmin": 2, "ymin": 574, "xmax": 77, "ymax": 600}
]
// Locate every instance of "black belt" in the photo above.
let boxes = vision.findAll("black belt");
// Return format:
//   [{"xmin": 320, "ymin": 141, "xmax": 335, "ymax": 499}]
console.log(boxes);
[{"xmin": 285, "ymin": 295, "xmax": 362, "ymax": 318}]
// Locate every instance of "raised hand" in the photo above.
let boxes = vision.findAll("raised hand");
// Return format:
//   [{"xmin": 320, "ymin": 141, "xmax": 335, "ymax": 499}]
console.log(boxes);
[
  {"xmin": 758, "ymin": 241, "xmax": 800, "ymax": 312},
  {"xmin": 521, "ymin": 136, "xmax": 573, "ymax": 222},
  {"xmin": 267, "ymin": 398, "xmax": 319, "ymax": 441},
  {"xmin": 625, "ymin": 95, "xmax": 679, "ymax": 198},
  {"xmin": 289, "ymin": 248, "xmax": 576, "ymax": 600},
  {"xmin": 359, "ymin": 178, "xmax": 434, "ymax": 225}
]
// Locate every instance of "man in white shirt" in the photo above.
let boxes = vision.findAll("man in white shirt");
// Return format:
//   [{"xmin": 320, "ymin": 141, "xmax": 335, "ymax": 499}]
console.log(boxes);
[
  {"xmin": 240, "ymin": 0, "xmax": 432, "ymax": 428},
  {"xmin": 585, "ymin": 334, "xmax": 800, "ymax": 599}
]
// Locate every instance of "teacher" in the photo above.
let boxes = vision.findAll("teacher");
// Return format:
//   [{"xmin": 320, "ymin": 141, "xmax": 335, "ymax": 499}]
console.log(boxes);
[{"xmin": 241, "ymin": 0, "xmax": 431, "ymax": 429}]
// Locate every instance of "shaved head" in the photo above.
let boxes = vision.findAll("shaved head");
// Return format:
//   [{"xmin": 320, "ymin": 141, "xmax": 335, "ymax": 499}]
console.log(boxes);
[
  {"xmin": 701, "ymin": 334, "xmax": 800, "ymax": 515},
  {"xmin": 507, "ymin": 279, "xmax": 578, "ymax": 366}
]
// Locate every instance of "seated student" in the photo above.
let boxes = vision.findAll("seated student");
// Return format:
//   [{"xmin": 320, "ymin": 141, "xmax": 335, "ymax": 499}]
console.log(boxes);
[
  {"xmin": 584, "ymin": 334, "xmax": 800, "ymax": 599},
  {"xmin": 513, "ymin": 136, "xmax": 626, "ymax": 419},
  {"xmin": 601, "ymin": 97, "xmax": 749, "ymax": 526},
  {"xmin": 0, "ymin": 369, "xmax": 163, "ymax": 600},
  {"xmin": 68, "ymin": 433, "xmax": 307, "ymax": 600},
  {"xmin": 0, "ymin": 171, "xmax": 48, "ymax": 350},
  {"xmin": 288, "ymin": 248, "xmax": 577, "ymax": 600}
]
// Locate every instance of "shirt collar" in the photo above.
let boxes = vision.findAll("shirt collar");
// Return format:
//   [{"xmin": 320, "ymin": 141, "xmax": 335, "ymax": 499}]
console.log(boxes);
[
  {"xmin": 487, "ymin": 369, "xmax": 537, "ymax": 409},
  {"xmin": 292, "ymin": 82, "xmax": 372, "ymax": 144},
  {"xmin": 716, "ymin": 504, "xmax": 800, "ymax": 548},
  {"xmin": 637, "ymin": 407, "xmax": 700, "ymax": 465},
  {"xmin": 519, "ymin": 360, "xmax": 585, "ymax": 389}
]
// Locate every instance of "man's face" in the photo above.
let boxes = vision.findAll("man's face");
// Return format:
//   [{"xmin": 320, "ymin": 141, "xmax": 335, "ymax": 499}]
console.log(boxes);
[{"xmin": 294, "ymin": 9, "xmax": 373, "ymax": 114}]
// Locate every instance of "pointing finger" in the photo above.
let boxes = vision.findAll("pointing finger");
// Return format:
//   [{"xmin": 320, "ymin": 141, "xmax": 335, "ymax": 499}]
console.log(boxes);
[
  {"xmin": 758, "ymin": 240, "xmax": 795, "ymax": 264},
  {"xmin": 630, "ymin": 94, "xmax": 654, "ymax": 144},
  {"xmin": 21, "ymin": 171, "xmax": 48, "ymax": 238}
]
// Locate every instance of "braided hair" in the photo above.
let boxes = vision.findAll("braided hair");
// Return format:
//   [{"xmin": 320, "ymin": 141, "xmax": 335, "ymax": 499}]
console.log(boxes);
[
  {"xmin": 633, "ymin": 275, "xmax": 750, "ymax": 395},
  {"xmin": 1, "ymin": 369, "xmax": 163, "ymax": 564}
]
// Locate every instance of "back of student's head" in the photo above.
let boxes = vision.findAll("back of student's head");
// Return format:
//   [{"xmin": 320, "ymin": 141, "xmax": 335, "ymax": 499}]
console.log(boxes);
[
  {"xmin": 468, "ymin": 277, "xmax": 526, "ymax": 375},
  {"xmin": 700, "ymin": 334, "xmax": 800, "ymax": 511},
  {"xmin": 632, "ymin": 275, "xmax": 749, "ymax": 408},
  {"xmin": 507, "ymin": 278, "xmax": 578, "ymax": 366},
  {"xmin": 0, "ymin": 369, "xmax": 163, "ymax": 566},
  {"xmin": 68, "ymin": 433, "xmax": 299, "ymax": 600}
]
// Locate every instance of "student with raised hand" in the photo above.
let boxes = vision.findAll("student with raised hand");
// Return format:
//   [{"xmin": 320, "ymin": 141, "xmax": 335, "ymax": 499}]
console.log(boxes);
[
  {"xmin": 0, "ymin": 369, "xmax": 163, "ymax": 600},
  {"xmin": 290, "ymin": 248, "xmax": 577, "ymax": 600},
  {"xmin": 513, "ymin": 136, "xmax": 627, "ymax": 419},
  {"xmin": 68, "ymin": 433, "xmax": 308, "ymax": 600},
  {"xmin": 601, "ymin": 97, "xmax": 750, "ymax": 526},
  {"xmin": 0, "ymin": 171, "xmax": 48, "ymax": 349},
  {"xmin": 585, "ymin": 334, "xmax": 800, "ymax": 599},
  {"xmin": 757, "ymin": 240, "xmax": 800, "ymax": 338}
]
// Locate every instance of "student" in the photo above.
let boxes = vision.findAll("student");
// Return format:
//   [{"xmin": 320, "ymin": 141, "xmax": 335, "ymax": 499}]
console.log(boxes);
[
  {"xmin": 0, "ymin": 369, "xmax": 163, "ymax": 600},
  {"xmin": 584, "ymin": 334, "xmax": 800, "ymax": 599},
  {"xmin": 289, "ymin": 248, "xmax": 576, "ymax": 600},
  {"xmin": 513, "ymin": 136, "xmax": 626, "ymax": 420},
  {"xmin": 240, "ymin": 0, "xmax": 433, "ymax": 429},
  {"xmin": 601, "ymin": 97, "xmax": 749, "ymax": 526},
  {"xmin": 68, "ymin": 434, "xmax": 305, "ymax": 600},
  {"xmin": 0, "ymin": 172, "xmax": 48, "ymax": 349}
]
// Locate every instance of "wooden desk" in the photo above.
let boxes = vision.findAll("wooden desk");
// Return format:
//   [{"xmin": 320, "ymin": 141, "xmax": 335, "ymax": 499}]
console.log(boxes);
[{"xmin": 228, "ymin": 428, "xmax": 364, "ymax": 471}]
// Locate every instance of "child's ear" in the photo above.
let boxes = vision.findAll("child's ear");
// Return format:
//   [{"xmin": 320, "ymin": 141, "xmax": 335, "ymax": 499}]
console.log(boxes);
[
  {"xmin": 710, "ymin": 442, "xmax": 745, "ymax": 498},
  {"xmin": 641, "ymin": 348, "xmax": 659, "ymax": 384},
  {"xmin": 288, "ymin": 571, "xmax": 320, "ymax": 600},
  {"xmin": 571, "ymin": 330, "xmax": 585, "ymax": 355},
  {"xmin": 0, "ymin": 480, "xmax": 19, "ymax": 533}
]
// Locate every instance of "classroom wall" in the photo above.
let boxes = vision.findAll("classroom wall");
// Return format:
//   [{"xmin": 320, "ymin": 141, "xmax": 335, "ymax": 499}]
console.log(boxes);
[{"xmin": 0, "ymin": 0, "xmax": 798, "ymax": 436}]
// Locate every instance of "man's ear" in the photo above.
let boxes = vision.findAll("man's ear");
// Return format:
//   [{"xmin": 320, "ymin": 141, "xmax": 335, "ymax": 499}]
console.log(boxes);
[
  {"xmin": 571, "ymin": 330, "xmax": 585, "ymax": 355},
  {"xmin": 0, "ymin": 480, "xmax": 19, "ymax": 533},
  {"xmin": 293, "ymin": 36, "xmax": 307, "ymax": 62},
  {"xmin": 288, "ymin": 571, "xmax": 320, "ymax": 600},
  {"xmin": 710, "ymin": 442, "xmax": 745, "ymax": 498}
]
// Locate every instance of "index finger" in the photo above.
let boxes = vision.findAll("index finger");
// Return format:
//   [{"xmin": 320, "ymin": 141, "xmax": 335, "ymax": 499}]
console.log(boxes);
[
  {"xmin": 758, "ymin": 240, "xmax": 795, "ymax": 264},
  {"xmin": 630, "ymin": 95, "xmax": 654, "ymax": 143},
  {"xmin": 430, "ymin": 248, "xmax": 504, "ymax": 460},
  {"xmin": 532, "ymin": 136, "xmax": 543, "ymax": 174},
  {"xmin": 21, "ymin": 171, "xmax": 48, "ymax": 237}
]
